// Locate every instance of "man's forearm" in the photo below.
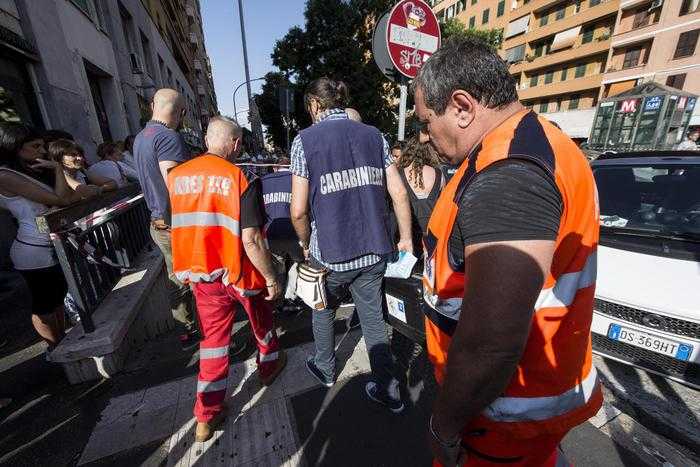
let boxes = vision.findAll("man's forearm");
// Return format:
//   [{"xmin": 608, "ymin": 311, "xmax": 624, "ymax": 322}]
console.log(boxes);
[
  {"xmin": 392, "ymin": 194, "xmax": 412, "ymax": 242},
  {"xmin": 291, "ymin": 213, "xmax": 311, "ymax": 247},
  {"xmin": 243, "ymin": 234, "xmax": 277, "ymax": 282},
  {"xmin": 433, "ymin": 344, "xmax": 521, "ymax": 437}
]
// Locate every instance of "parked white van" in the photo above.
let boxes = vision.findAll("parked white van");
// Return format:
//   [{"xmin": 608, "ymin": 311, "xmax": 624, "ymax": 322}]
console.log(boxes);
[{"xmin": 591, "ymin": 152, "xmax": 700, "ymax": 388}]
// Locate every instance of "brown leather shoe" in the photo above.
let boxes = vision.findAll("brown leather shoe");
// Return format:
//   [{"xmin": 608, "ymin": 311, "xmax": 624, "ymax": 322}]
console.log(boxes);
[
  {"xmin": 195, "ymin": 410, "xmax": 227, "ymax": 443},
  {"xmin": 259, "ymin": 350, "xmax": 287, "ymax": 386}
]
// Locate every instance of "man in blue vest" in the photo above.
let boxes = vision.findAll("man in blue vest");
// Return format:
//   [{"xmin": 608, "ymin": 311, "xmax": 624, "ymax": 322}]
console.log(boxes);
[
  {"xmin": 261, "ymin": 157, "xmax": 303, "ymax": 262},
  {"xmin": 290, "ymin": 78, "xmax": 413, "ymax": 413}
]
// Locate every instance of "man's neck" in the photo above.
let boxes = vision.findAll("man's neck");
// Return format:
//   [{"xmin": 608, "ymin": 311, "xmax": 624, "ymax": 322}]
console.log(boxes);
[
  {"xmin": 466, "ymin": 102, "xmax": 526, "ymax": 157},
  {"xmin": 151, "ymin": 116, "xmax": 175, "ymax": 129}
]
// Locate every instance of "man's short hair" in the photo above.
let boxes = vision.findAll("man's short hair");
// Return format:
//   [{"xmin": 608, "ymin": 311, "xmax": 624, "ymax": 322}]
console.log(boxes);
[
  {"xmin": 207, "ymin": 115, "xmax": 243, "ymax": 138},
  {"xmin": 412, "ymin": 37, "xmax": 519, "ymax": 115}
]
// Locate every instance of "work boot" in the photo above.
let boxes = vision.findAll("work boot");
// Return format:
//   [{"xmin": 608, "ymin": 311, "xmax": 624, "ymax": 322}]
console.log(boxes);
[
  {"xmin": 259, "ymin": 350, "xmax": 287, "ymax": 386},
  {"xmin": 195, "ymin": 410, "xmax": 227, "ymax": 443}
]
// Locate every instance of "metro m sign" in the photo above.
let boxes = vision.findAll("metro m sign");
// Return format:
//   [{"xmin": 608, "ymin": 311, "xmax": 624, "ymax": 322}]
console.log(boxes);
[
  {"xmin": 619, "ymin": 99, "xmax": 639, "ymax": 113},
  {"xmin": 386, "ymin": 0, "xmax": 441, "ymax": 79}
]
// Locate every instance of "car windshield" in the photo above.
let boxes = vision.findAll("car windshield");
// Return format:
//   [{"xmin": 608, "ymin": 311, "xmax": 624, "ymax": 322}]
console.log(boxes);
[{"xmin": 593, "ymin": 163, "xmax": 700, "ymax": 238}]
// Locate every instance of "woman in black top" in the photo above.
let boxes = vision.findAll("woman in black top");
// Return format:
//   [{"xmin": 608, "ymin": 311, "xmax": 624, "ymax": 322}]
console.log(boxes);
[{"xmin": 395, "ymin": 137, "xmax": 444, "ymax": 261}]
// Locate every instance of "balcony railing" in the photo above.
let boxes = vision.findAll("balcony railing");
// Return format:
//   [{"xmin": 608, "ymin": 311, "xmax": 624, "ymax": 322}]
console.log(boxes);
[{"xmin": 36, "ymin": 185, "xmax": 151, "ymax": 333}]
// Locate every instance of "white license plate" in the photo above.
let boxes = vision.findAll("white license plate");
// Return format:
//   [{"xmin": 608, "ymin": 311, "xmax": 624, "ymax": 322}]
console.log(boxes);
[{"xmin": 607, "ymin": 324, "xmax": 693, "ymax": 361}]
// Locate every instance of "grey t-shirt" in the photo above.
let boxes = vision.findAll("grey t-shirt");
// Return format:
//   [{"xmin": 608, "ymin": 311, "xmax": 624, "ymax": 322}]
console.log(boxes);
[{"xmin": 133, "ymin": 122, "xmax": 188, "ymax": 223}]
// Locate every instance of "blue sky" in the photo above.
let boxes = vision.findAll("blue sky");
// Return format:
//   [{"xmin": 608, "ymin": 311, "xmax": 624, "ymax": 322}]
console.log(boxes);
[{"xmin": 201, "ymin": 0, "xmax": 307, "ymax": 128}]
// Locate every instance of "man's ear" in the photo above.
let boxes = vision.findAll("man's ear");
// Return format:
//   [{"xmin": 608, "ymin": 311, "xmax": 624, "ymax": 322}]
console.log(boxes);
[{"xmin": 451, "ymin": 91, "xmax": 476, "ymax": 129}]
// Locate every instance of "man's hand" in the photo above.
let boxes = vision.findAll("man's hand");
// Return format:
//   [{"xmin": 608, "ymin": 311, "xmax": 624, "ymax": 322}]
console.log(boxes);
[
  {"xmin": 29, "ymin": 159, "xmax": 60, "ymax": 171},
  {"xmin": 397, "ymin": 238, "xmax": 413, "ymax": 255},
  {"xmin": 428, "ymin": 415, "xmax": 465, "ymax": 467},
  {"xmin": 264, "ymin": 279, "xmax": 282, "ymax": 301}
]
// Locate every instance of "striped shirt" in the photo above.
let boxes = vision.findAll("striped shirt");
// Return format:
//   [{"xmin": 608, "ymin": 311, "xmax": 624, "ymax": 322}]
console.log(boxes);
[{"xmin": 290, "ymin": 108, "xmax": 392, "ymax": 272}]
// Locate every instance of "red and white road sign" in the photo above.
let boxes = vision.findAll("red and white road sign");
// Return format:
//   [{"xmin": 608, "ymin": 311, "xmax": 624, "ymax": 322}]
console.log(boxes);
[{"xmin": 386, "ymin": 0, "xmax": 441, "ymax": 79}]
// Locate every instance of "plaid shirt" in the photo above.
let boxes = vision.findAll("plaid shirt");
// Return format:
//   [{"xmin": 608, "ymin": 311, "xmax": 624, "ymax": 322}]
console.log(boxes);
[{"xmin": 290, "ymin": 108, "xmax": 392, "ymax": 272}]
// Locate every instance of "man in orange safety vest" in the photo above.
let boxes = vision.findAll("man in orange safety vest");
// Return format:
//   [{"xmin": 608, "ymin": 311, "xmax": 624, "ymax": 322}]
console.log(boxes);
[
  {"xmin": 414, "ymin": 38, "xmax": 602, "ymax": 466},
  {"xmin": 168, "ymin": 116, "xmax": 286, "ymax": 442}
]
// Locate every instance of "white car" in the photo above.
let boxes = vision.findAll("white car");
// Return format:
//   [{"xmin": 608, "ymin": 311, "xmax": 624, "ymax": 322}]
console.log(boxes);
[{"xmin": 591, "ymin": 152, "xmax": 700, "ymax": 389}]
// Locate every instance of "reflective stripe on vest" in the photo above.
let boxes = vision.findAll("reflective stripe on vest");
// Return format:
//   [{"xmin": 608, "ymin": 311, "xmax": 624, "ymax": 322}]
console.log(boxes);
[
  {"xmin": 168, "ymin": 155, "xmax": 266, "ymax": 291},
  {"xmin": 536, "ymin": 251, "xmax": 596, "ymax": 309},
  {"xmin": 483, "ymin": 366, "xmax": 599, "ymax": 422},
  {"xmin": 424, "ymin": 250, "xmax": 597, "ymax": 333},
  {"xmin": 171, "ymin": 211, "xmax": 241, "ymax": 237}
]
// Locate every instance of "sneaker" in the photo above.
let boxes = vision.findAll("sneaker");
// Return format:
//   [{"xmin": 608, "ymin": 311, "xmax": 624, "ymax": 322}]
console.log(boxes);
[
  {"xmin": 306, "ymin": 357, "xmax": 334, "ymax": 388},
  {"xmin": 365, "ymin": 381, "xmax": 404, "ymax": 414},
  {"xmin": 195, "ymin": 410, "xmax": 227, "ymax": 443},
  {"xmin": 179, "ymin": 329, "xmax": 200, "ymax": 351},
  {"xmin": 260, "ymin": 350, "xmax": 287, "ymax": 386}
]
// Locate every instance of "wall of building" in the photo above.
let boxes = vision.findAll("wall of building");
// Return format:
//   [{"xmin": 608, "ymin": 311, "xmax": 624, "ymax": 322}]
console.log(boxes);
[{"xmin": 1, "ymin": 0, "xmax": 217, "ymax": 158}]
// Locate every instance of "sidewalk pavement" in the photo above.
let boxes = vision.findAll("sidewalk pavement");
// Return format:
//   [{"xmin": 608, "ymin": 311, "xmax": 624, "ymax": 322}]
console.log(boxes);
[
  {"xmin": 76, "ymin": 326, "xmax": 695, "ymax": 467},
  {"xmin": 2, "ymin": 308, "xmax": 698, "ymax": 467}
]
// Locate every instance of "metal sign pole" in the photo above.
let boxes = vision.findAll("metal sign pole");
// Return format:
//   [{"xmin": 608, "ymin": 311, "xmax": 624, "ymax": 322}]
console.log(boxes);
[{"xmin": 398, "ymin": 80, "xmax": 408, "ymax": 142}]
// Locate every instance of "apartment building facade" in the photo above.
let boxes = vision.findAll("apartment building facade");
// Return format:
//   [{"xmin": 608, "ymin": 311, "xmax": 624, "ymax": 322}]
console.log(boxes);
[
  {"xmin": 431, "ymin": 0, "xmax": 619, "ymax": 138},
  {"xmin": 0, "ymin": 0, "xmax": 217, "ymax": 159},
  {"xmin": 601, "ymin": 0, "xmax": 700, "ymax": 127}
]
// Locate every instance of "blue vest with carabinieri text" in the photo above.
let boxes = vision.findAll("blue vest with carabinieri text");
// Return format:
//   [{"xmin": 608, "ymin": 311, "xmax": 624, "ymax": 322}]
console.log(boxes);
[
  {"xmin": 300, "ymin": 117, "xmax": 393, "ymax": 263},
  {"xmin": 261, "ymin": 170, "xmax": 292, "ymax": 229}
]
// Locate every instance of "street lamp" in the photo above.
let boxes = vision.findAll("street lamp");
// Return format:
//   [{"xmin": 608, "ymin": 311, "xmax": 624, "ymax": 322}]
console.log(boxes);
[{"xmin": 233, "ymin": 77, "xmax": 265, "ymax": 118}]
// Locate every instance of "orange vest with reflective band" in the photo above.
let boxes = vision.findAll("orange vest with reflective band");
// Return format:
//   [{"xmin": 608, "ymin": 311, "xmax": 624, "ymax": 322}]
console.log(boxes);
[
  {"xmin": 423, "ymin": 110, "xmax": 603, "ymax": 438},
  {"xmin": 168, "ymin": 154, "xmax": 265, "ymax": 293}
]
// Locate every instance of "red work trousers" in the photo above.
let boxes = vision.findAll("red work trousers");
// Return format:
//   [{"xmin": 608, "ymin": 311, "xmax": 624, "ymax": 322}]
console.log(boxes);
[
  {"xmin": 434, "ymin": 428, "xmax": 569, "ymax": 467},
  {"xmin": 192, "ymin": 280, "xmax": 280, "ymax": 423}
]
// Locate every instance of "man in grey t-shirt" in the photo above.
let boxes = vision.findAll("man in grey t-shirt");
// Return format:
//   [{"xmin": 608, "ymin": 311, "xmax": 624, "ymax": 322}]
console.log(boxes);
[{"xmin": 134, "ymin": 88, "xmax": 197, "ymax": 347}]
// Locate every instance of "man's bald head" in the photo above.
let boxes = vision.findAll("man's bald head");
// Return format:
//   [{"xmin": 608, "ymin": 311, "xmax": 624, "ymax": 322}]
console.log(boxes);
[
  {"xmin": 206, "ymin": 116, "xmax": 243, "ymax": 160},
  {"xmin": 345, "ymin": 107, "xmax": 362, "ymax": 122},
  {"xmin": 151, "ymin": 88, "xmax": 186, "ymax": 127}
]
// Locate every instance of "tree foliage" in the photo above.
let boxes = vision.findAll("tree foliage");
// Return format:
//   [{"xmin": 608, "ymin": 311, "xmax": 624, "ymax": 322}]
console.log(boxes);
[
  {"xmin": 440, "ymin": 18, "xmax": 503, "ymax": 49},
  {"xmin": 257, "ymin": 0, "xmax": 399, "ymax": 149},
  {"xmin": 257, "ymin": 2, "xmax": 505, "ymax": 150}
]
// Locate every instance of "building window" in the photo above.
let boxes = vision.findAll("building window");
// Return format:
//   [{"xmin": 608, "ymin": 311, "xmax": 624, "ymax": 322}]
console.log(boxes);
[
  {"xmin": 140, "ymin": 31, "xmax": 154, "ymax": 77},
  {"xmin": 575, "ymin": 63, "xmax": 587, "ymax": 78},
  {"xmin": 555, "ymin": 5, "xmax": 566, "ymax": 20},
  {"xmin": 680, "ymin": 0, "xmax": 700, "ymax": 15},
  {"xmin": 539, "ymin": 101, "xmax": 549, "ymax": 113},
  {"xmin": 506, "ymin": 44, "xmax": 526, "ymax": 63},
  {"xmin": 666, "ymin": 73, "xmax": 687, "ymax": 90},
  {"xmin": 472, "ymin": 0, "xmax": 477, "ymax": 5},
  {"xmin": 674, "ymin": 29, "xmax": 699, "ymax": 59},
  {"xmin": 482, "ymin": 9, "xmax": 490, "ymax": 23},
  {"xmin": 534, "ymin": 42, "xmax": 549, "ymax": 57},
  {"xmin": 469, "ymin": 16, "xmax": 476, "ymax": 28},
  {"xmin": 575, "ymin": 0, "xmax": 583, "ymax": 12},
  {"xmin": 632, "ymin": 9, "xmax": 651, "ymax": 29},
  {"xmin": 623, "ymin": 47, "xmax": 642, "ymax": 68},
  {"xmin": 569, "ymin": 94, "xmax": 580, "ymax": 110},
  {"xmin": 457, "ymin": 0, "xmax": 466, "ymax": 13},
  {"xmin": 119, "ymin": 4, "xmax": 135, "ymax": 53},
  {"xmin": 581, "ymin": 28, "xmax": 594, "ymax": 44},
  {"xmin": 530, "ymin": 75, "xmax": 539, "ymax": 87},
  {"xmin": 561, "ymin": 67, "xmax": 568, "ymax": 81},
  {"xmin": 540, "ymin": 13, "xmax": 549, "ymax": 26},
  {"xmin": 497, "ymin": 0, "xmax": 506, "ymax": 16},
  {"xmin": 446, "ymin": 5, "xmax": 455, "ymax": 19},
  {"xmin": 545, "ymin": 71, "xmax": 554, "ymax": 83},
  {"xmin": 590, "ymin": 0, "xmax": 601, "ymax": 6}
]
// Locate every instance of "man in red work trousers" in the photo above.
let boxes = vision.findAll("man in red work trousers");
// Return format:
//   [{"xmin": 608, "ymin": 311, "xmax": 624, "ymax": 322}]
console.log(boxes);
[{"xmin": 168, "ymin": 116, "xmax": 287, "ymax": 442}]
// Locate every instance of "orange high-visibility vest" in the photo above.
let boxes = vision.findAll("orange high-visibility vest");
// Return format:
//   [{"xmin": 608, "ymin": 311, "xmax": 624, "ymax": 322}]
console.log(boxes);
[
  {"xmin": 168, "ymin": 154, "xmax": 265, "ymax": 294},
  {"xmin": 423, "ymin": 110, "xmax": 603, "ymax": 438}
]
